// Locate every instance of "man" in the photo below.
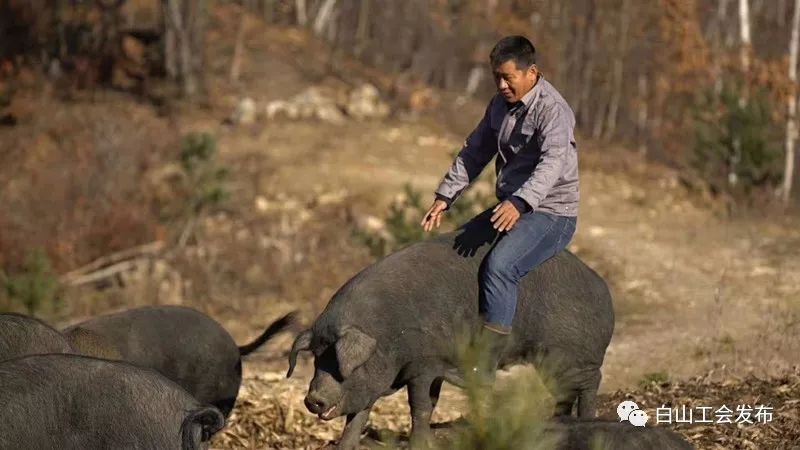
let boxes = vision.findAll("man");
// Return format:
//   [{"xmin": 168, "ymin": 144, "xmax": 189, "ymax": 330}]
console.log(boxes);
[{"xmin": 420, "ymin": 35, "xmax": 579, "ymax": 374}]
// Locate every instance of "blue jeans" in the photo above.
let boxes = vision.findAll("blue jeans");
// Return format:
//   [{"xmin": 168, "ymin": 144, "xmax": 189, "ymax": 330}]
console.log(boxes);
[{"xmin": 479, "ymin": 210, "xmax": 577, "ymax": 330}]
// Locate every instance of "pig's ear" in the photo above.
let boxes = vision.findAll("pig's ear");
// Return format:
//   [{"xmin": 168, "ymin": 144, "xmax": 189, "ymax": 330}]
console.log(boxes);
[
  {"xmin": 335, "ymin": 327, "xmax": 377, "ymax": 378},
  {"xmin": 287, "ymin": 329, "xmax": 313, "ymax": 378}
]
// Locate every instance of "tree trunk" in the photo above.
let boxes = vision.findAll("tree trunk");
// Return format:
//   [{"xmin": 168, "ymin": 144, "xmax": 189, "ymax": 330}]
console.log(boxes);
[
  {"xmin": 779, "ymin": 0, "xmax": 787, "ymax": 27},
  {"xmin": 163, "ymin": 2, "xmax": 178, "ymax": 79},
  {"xmin": 731, "ymin": 0, "xmax": 751, "ymax": 186},
  {"xmin": 325, "ymin": 1, "xmax": 338, "ymax": 43},
  {"xmin": 229, "ymin": 3, "xmax": 247, "ymax": 83},
  {"xmin": 465, "ymin": 66, "xmax": 483, "ymax": 97},
  {"xmin": 312, "ymin": 0, "xmax": 337, "ymax": 36},
  {"xmin": 354, "ymin": 0, "xmax": 370, "ymax": 55},
  {"xmin": 178, "ymin": 1, "xmax": 195, "ymax": 96},
  {"xmin": 262, "ymin": 0, "xmax": 275, "ymax": 23},
  {"xmin": 162, "ymin": 0, "xmax": 206, "ymax": 98},
  {"xmin": 569, "ymin": 6, "xmax": 586, "ymax": 103},
  {"xmin": 604, "ymin": 0, "xmax": 631, "ymax": 139},
  {"xmin": 712, "ymin": 0, "xmax": 731, "ymax": 95},
  {"xmin": 637, "ymin": 73, "xmax": 649, "ymax": 156},
  {"xmin": 193, "ymin": 0, "xmax": 208, "ymax": 93},
  {"xmin": 554, "ymin": 2, "xmax": 569, "ymax": 87},
  {"xmin": 739, "ymin": 0, "xmax": 751, "ymax": 71},
  {"xmin": 577, "ymin": 0, "xmax": 599, "ymax": 127},
  {"xmin": 296, "ymin": 0, "xmax": 307, "ymax": 26},
  {"xmin": 592, "ymin": 92, "xmax": 608, "ymax": 139},
  {"xmin": 783, "ymin": 0, "xmax": 800, "ymax": 205}
]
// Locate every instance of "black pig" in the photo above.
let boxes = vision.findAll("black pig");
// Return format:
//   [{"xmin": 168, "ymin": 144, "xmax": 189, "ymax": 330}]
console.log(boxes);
[
  {"xmin": 0, "ymin": 313, "xmax": 74, "ymax": 361},
  {"xmin": 0, "ymin": 354, "xmax": 225, "ymax": 449},
  {"xmin": 64, "ymin": 305, "xmax": 295, "ymax": 417},
  {"xmin": 288, "ymin": 210, "xmax": 614, "ymax": 449}
]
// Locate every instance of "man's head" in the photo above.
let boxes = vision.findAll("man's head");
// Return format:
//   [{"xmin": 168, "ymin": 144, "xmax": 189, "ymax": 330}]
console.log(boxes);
[{"xmin": 489, "ymin": 35, "xmax": 539, "ymax": 104}]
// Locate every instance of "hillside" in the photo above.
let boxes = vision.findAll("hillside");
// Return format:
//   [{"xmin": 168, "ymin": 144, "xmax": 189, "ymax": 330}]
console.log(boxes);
[{"xmin": 1, "ymin": 4, "xmax": 798, "ymax": 449}]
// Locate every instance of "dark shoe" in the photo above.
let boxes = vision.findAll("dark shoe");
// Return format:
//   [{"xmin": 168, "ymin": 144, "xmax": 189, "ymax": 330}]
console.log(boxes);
[
  {"xmin": 480, "ymin": 323, "xmax": 511, "ymax": 374},
  {"xmin": 453, "ymin": 323, "xmax": 510, "ymax": 386}
]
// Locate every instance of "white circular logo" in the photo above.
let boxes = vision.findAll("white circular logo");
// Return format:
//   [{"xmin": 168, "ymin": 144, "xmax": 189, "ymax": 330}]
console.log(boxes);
[
  {"xmin": 617, "ymin": 400, "xmax": 649, "ymax": 427},
  {"xmin": 617, "ymin": 400, "xmax": 639, "ymax": 421}
]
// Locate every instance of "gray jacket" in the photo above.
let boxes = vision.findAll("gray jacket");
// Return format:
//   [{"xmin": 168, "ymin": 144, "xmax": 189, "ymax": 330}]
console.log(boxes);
[{"xmin": 435, "ymin": 76, "xmax": 579, "ymax": 217}]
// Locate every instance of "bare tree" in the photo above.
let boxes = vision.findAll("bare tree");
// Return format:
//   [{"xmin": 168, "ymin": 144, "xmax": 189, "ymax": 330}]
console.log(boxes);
[
  {"xmin": 739, "ymin": 0, "xmax": 752, "ymax": 71},
  {"xmin": 229, "ymin": 2, "xmax": 248, "ymax": 83},
  {"xmin": 711, "ymin": 0, "xmax": 731, "ymax": 95},
  {"xmin": 779, "ymin": 0, "xmax": 788, "ymax": 27},
  {"xmin": 354, "ymin": 0, "xmax": 370, "ymax": 55},
  {"xmin": 312, "ymin": 0, "xmax": 337, "ymax": 36},
  {"xmin": 783, "ymin": 0, "xmax": 800, "ymax": 205},
  {"xmin": 637, "ymin": 73, "xmax": 649, "ymax": 155},
  {"xmin": 604, "ymin": 0, "xmax": 632, "ymax": 139},
  {"xmin": 162, "ymin": 0, "xmax": 207, "ymax": 97},
  {"xmin": 728, "ymin": 0, "xmax": 752, "ymax": 185},
  {"xmin": 296, "ymin": 0, "xmax": 308, "ymax": 26},
  {"xmin": 576, "ymin": 0, "xmax": 599, "ymax": 127}
]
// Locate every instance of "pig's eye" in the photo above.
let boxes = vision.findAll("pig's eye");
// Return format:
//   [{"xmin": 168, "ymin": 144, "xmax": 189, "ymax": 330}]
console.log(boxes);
[
  {"xmin": 310, "ymin": 338, "xmax": 328, "ymax": 356},
  {"xmin": 312, "ymin": 345, "xmax": 326, "ymax": 357}
]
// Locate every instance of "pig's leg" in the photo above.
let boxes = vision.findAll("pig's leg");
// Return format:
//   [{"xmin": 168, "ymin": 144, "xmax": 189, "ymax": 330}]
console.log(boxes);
[
  {"xmin": 407, "ymin": 375, "xmax": 438, "ymax": 447},
  {"xmin": 577, "ymin": 369, "xmax": 601, "ymax": 418},
  {"xmin": 429, "ymin": 377, "xmax": 443, "ymax": 411},
  {"xmin": 337, "ymin": 409, "xmax": 370, "ymax": 450}
]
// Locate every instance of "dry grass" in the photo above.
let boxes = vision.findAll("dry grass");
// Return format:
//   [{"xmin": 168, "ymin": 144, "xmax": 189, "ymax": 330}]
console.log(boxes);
[
  {"xmin": 597, "ymin": 367, "xmax": 800, "ymax": 449},
  {"xmin": 0, "ymin": 95, "xmax": 173, "ymax": 273},
  {"xmin": 211, "ymin": 364, "xmax": 800, "ymax": 450}
]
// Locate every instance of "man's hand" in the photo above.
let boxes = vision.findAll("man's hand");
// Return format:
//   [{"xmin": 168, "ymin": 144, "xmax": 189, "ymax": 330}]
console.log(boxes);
[
  {"xmin": 490, "ymin": 200, "xmax": 521, "ymax": 232},
  {"xmin": 420, "ymin": 199, "xmax": 449, "ymax": 232}
]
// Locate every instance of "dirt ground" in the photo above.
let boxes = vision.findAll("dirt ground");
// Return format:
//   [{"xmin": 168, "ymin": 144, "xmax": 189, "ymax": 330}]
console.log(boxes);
[
  {"xmin": 200, "ymin": 10, "xmax": 800, "ymax": 448},
  {"xmin": 202, "ymin": 112, "xmax": 800, "ymax": 448},
  {"xmin": 2, "ymin": 5, "xmax": 798, "ymax": 449}
]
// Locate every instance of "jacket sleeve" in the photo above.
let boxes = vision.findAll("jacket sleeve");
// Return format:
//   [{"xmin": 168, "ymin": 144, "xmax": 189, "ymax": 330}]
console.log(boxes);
[
  {"xmin": 434, "ymin": 99, "xmax": 497, "ymax": 205},
  {"xmin": 512, "ymin": 102, "xmax": 571, "ymax": 211}
]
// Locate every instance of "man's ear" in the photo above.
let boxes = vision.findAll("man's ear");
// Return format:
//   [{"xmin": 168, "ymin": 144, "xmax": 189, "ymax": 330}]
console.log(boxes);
[{"xmin": 335, "ymin": 327, "xmax": 377, "ymax": 378}]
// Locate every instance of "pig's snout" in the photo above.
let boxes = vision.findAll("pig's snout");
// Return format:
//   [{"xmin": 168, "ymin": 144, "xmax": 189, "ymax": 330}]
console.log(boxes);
[
  {"xmin": 304, "ymin": 393, "xmax": 327, "ymax": 413},
  {"xmin": 304, "ymin": 392, "xmax": 339, "ymax": 420}
]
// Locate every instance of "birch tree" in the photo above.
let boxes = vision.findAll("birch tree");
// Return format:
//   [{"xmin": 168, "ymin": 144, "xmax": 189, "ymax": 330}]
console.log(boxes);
[
  {"xmin": 783, "ymin": 0, "xmax": 800, "ymax": 205},
  {"xmin": 711, "ymin": 0, "xmax": 731, "ymax": 95},
  {"xmin": 296, "ymin": 0, "xmax": 307, "ymax": 26},
  {"xmin": 312, "ymin": 0, "xmax": 337, "ymax": 37},
  {"xmin": 729, "ymin": 0, "xmax": 752, "ymax": 185},
  {"xmin": 739, "ymin": 0, "xmax": 752, "ymax": 71}
]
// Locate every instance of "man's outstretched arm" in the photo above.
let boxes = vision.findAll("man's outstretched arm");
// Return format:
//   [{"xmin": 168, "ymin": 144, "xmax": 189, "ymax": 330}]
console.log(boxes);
[
  {"xmin": 422, "ymin": 99, "xmax": 498, "ymax": 231},
  {"xmin": 435, "ymin": 98, "xmax": 498, "ymax": 206}
]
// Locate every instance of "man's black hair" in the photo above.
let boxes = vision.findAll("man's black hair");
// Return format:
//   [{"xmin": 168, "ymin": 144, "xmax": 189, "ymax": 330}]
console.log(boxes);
[{"xmin": 489, "ymin": 35, "xmax": 536, "ymax": 69}]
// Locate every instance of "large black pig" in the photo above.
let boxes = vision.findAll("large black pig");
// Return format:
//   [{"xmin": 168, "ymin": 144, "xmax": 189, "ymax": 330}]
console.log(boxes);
[
  {"xmin": 0, "ymin": 313, "xmax": 74, "ymax": 361},
  {"xmin": 64, "ymin": 305, "xmax": 295, "ymax": 417},
  {"xmin": 0, "ymin": 354, "xmax": 224, "ymax": 449},
  {"xmin": 546, "ymin": 418, "xmax": 694, "ymax": 449},
  {"xmin": 288, "ymin": 210, "xmax": 615, "ymax": 449}
]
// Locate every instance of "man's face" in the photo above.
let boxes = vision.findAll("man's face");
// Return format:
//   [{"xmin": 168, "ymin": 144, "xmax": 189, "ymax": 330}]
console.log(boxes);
[{"xmin": 493, "ymin": 59, "xmax": 538, "ymax": 104}]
